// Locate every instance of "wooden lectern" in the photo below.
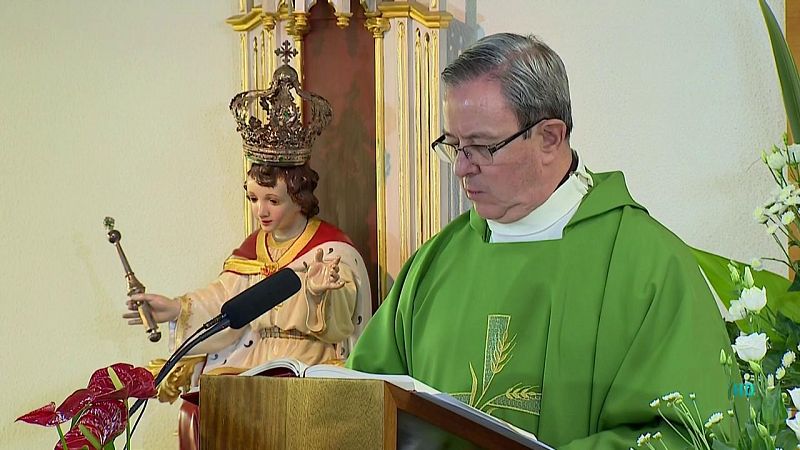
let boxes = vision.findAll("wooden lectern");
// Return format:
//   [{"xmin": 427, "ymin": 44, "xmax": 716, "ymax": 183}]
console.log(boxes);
[{"xmin": 197, "ymin": 375, "xmax": 551, "ymax": 450}]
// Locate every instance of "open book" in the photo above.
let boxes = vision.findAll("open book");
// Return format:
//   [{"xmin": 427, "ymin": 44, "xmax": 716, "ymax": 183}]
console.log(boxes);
[{"xmin": 239, "ymin": 358, "xmax": 550, "ymax": 449}]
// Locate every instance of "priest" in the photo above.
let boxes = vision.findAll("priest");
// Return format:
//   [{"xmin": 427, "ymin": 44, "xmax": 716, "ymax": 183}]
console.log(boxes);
[{"xmin": 347, "ymin": 32, "xmax": 735, "ymax": 449}]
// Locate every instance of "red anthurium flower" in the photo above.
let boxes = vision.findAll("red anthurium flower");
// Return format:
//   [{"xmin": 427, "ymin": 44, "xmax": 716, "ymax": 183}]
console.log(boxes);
[
  {"xmin": 55, "ymin": 401, "xmax": 127, "ymax": 450},
  {"xmin": 89, "ymin": 363, "xmax": 156, "ymax": 399},
  {"xmin": 56, "ymin": 386, "xmax": 129, "ymax": 420},
  {"xmin": 16, "ymin": 402, "xmax": 68, "ymax": 427}
]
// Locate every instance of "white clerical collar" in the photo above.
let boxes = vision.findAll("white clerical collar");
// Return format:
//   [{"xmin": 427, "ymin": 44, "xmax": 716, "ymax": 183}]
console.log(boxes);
[{"xmin": 488, "ymin": 151, "xmax": 593, "ymax": 243}]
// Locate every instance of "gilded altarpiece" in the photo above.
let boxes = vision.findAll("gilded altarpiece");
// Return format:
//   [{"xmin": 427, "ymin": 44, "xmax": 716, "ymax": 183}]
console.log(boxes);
[{"xmin": 226, "ymin": 0, "xmax": 457, "ymax": 305}]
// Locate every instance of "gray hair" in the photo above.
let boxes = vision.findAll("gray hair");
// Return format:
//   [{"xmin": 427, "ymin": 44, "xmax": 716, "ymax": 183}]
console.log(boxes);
[{"xmin": 442, "ymin": 33, "xmax": 573, "ymax": 136}]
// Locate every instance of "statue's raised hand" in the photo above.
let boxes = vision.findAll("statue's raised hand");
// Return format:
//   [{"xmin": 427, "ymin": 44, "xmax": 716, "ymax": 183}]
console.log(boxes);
[{"xmin": 307, "ymin": 248, "xmax": 345, "ymax": 296}]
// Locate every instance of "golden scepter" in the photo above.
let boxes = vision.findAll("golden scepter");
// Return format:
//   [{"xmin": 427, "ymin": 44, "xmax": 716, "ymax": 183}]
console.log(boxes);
[{"xmin": 104, "ymin": 217, "xmax": 161, "ymax": 342}]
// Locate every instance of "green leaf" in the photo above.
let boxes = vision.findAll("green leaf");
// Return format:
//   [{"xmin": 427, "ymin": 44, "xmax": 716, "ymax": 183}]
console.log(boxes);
[
  {"xmin": 790, "ymin": 274, "xmax": 800, "ymax": 292},
  {"xmin": 760, "ymin": 0, "xmax": 800, "ymax": 141},
  {"xmin": 693, "ymin": 248, "xmax": 800, "ymax": 323},
  {"xmin": 107, "ymin": 367, "xmax": 124, "ymax": 391},
  {"xmin": 711, "ymin": 440, "xmax": 737, "ymax": 450},
  {"xmin": 79, "ymin": 424, "xmax": 102, "ymax": 449},
  {"xmin": 775, "ymin": 427, "xmax": 800, "ymax": 449},
  {"xmin": 760, "ymin": 386, "xmax": 787, "ymax": 434}
]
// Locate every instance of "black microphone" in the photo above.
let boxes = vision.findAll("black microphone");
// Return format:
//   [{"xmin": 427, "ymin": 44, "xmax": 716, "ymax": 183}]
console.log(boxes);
[
  {"xmin": 221, "ymin": 268, "xmax": 302, "ymax": 329},
  {"xmin": 130, "ymin": 268, "xmax": 302, "ymax": 416}
]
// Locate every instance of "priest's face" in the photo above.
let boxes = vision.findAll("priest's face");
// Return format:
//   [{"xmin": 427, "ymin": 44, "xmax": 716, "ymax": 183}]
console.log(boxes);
[
  {"xmin": 443, "ymin": 77, "xmax": 564, "ymax": 224},
  {"xmin": 246, "ymin": 176, "xmax": 305, "ymax": 237}
]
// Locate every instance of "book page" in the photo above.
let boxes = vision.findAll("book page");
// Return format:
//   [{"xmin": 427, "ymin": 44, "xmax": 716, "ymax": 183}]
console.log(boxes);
[
  {"xmin": 303, "ymin": 365, "xmax": 440, "ymax": 394},
  {"xmin": 238, "ymin": 357, "xmax": 308, "ymax": 377},
  {"xmin": 416, "ymin": 392, "xmax": 543, "ymax": 446}
]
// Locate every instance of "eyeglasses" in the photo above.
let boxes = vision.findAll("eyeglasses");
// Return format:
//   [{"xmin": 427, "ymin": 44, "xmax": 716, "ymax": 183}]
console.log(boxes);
[{"xmin": 431, "ymin": 118, "xmax": 549, "ymax": 165}]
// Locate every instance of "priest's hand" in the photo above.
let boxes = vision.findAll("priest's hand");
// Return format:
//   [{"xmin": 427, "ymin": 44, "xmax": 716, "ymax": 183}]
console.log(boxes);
[
  {"xmin": 124, "ymin": 293, "xmax": 181, "ymax": 324},
  {"xmin": 307, "ymin": 248, "xmax": 345, "ymax": 297}
]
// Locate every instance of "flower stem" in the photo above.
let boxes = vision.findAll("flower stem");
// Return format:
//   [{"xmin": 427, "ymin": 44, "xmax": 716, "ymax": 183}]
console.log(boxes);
[
  {"xmin": 124, "ymin": 398, "xmax": 132, "ymax": 449},
  {"xmin": 677, "ymin": 401, "xmax": 709, "ymax": 449},
  {"xmin": 56, "ymin": 422, "xmax": 68, "ymax": 450},
  {"xmin": 761, "ymin": 257, "xmax": 792, "ymax": 268},
  {"xmin": 657, "ymin": 408, "xmax": 693, "ymax": 447}
]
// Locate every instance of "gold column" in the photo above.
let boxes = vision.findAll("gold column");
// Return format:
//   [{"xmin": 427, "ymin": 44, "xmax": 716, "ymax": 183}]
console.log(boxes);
[
  {"xmin": 253, "ymin": 36, "xmax": 260, "ymax": 90},
  {"xmin": 263, "ymin": 13, "xmax": 276, "ymax": 88},
  {"xmin": 240, "ymin": 32, "xmax": 253, "ymax": 237},
  {"xmin": 421, "ymin": 32, "xmax": 431, "ymax": 240},
  {"xmin": 413, "ymin": 30, "xmax": 423, "ymax": 248},
  {"xmin": 288, "ymin": 12, "xmax": 310, "ymax": 88},
  {"xmin": 398, "ymin": 21, "xmax": 410, "ymax": 263},
  {"xmin": 366, "ymin": 15, "xmax": 391, "ymax": 300},
  {"xmin": 429, "ymin": 30, "xmax": 441, "ymax": 233}
]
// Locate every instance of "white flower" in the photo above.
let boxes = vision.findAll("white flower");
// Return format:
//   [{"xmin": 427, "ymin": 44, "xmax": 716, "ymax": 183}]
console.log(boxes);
[
  {"xmin": 661, "ymin": 392, "xmax": 683, "ymax": 403},
  {"xmin": 743, "ymin": 267, "xmax": 755, "ymax": 288},
  {"xmin": 778, "ymin": 366, "xmax": 787, "ymax": 380},
  {"xmin": 754, "ymin": 206, "xmax": 769, "ymax": 224},
  {"xmin": 781, "ymin": 185, "xmax": 795, "ymax": 203},
  {"xmin": 788, "ymin": 195, "xmax": 800, "ymax": 206},
  {"xmin": 768, "ymin": 202, "xmax": 784, "ymax": 215},
  {"xmin": 789, "ymin": 143, "xmax": 800, "ymax": 162},
  {"xmin": 744, "ymin": 373, "xmax": 751, "ymax": 381},
  {"xmin": 637, "ymin": 432, "xmax": 651, "ymax": 446},
  {"xmin": 769, "ymin": 151, "xmax": 788, "ymax": 171},
  {"xmin": 783, "ymin": 211, "xmax": 797, "ymax": 225},
  {"xmin": 651, "ymin": 432, "xmax": 662, "ymax": 441},
  {"xmin": 787, "ymin": 416, "xmax": 800, "ymax": 441},
  {"xmin": 739, "ymin": 286, "xmax": 767, "ymax": 313},
  {"xmin": 784, "ymin": 351, "xmax": 797, "ymax": 368},
  {"xmin": 727, "ymin": 300, "xmax": 747, "ymax": 321},
  {"xmin": 789, "ymin": 388, "xmax": 800, "ymax": 410},
  {"xmin": 751, "ymin": 258, "xmax": 764, "ymax": 271},
  {"xmin": 732, "ymin": 333, "xmax": 768, "ymax": 362},
  {"xmin": 767, "ymin": 223, "xmax": 779, "ymax": 235},
  {"xmin": 704, "ymin": 412, "xmax": 724, "ymax": 429},
  {"xmin": 649, "ymin": 398, "xmax": 660, "ymax": 408}
]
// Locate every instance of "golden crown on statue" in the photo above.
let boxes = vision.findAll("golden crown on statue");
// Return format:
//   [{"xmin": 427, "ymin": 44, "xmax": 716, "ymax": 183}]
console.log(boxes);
[{"xmin": 229, "ymin": 41, "xmax": 333, "ymax": 166}]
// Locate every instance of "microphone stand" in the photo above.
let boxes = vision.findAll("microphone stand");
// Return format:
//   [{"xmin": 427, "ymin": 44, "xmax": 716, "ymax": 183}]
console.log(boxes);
[{"xmin": 129, "ymin": 315, "xmax": 230, "ymax": 416}]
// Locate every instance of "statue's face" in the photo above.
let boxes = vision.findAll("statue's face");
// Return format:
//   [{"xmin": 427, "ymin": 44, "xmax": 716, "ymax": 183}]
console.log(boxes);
[{"xmin": 245, "ymin": 176, "xmax": 304, "ymax": 237}]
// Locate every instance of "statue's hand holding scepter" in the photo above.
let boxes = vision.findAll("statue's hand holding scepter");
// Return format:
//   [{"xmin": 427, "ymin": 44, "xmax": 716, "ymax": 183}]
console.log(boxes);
[{"xmin": 104, "ymin": 217, "xmax": 162, "ymax": 342}]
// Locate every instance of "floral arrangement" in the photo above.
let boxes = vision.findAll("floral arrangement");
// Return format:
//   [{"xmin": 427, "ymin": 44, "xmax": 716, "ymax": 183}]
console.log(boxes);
[
  {"xmin": 16, "ymin": 363, "xmax": 156, "ymax": 450},
  {"xmin": 633, "ymin": 265, "xmax": 800, "ymax": 449},
  {"xmin": 631, "ymin": 1, "xmax": 800, "ymax": 448}
]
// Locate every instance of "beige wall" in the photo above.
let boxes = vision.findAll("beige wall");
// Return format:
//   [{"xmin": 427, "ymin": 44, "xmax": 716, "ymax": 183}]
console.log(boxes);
[
  {"xmin": 0, "ymin": 2, "xmax": 240, "ymax": 448},
  {"xmin": 0, "ymin": 0, "xmax": 790, "ymax": 448}
]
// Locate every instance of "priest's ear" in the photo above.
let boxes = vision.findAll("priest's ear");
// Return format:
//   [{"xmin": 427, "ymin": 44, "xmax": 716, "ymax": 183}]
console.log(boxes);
[{"xmin": 537, "ymin": 119, "xmax": 568, "ymax": 153}]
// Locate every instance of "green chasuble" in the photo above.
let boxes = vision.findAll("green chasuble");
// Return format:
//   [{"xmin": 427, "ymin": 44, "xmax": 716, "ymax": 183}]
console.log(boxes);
[{"xmin": 347, "ymin": 171, "xmax": 736, "ymax": 449}]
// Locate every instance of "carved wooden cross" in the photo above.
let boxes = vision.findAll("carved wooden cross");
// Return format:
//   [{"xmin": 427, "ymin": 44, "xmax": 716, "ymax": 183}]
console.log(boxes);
[{"xmin": 275, "ymin": 40, "xmax": 298, "ymax": 64}]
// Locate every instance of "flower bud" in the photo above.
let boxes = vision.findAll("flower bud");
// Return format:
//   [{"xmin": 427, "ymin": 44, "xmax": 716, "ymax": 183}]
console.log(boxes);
[
  {"xmin": 728, "ymin": 263, "xmax": 740, "ymax": 284},
  {"xmin": 743, "ymin": 267, "xmax": 754, "ymax": 288}
]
